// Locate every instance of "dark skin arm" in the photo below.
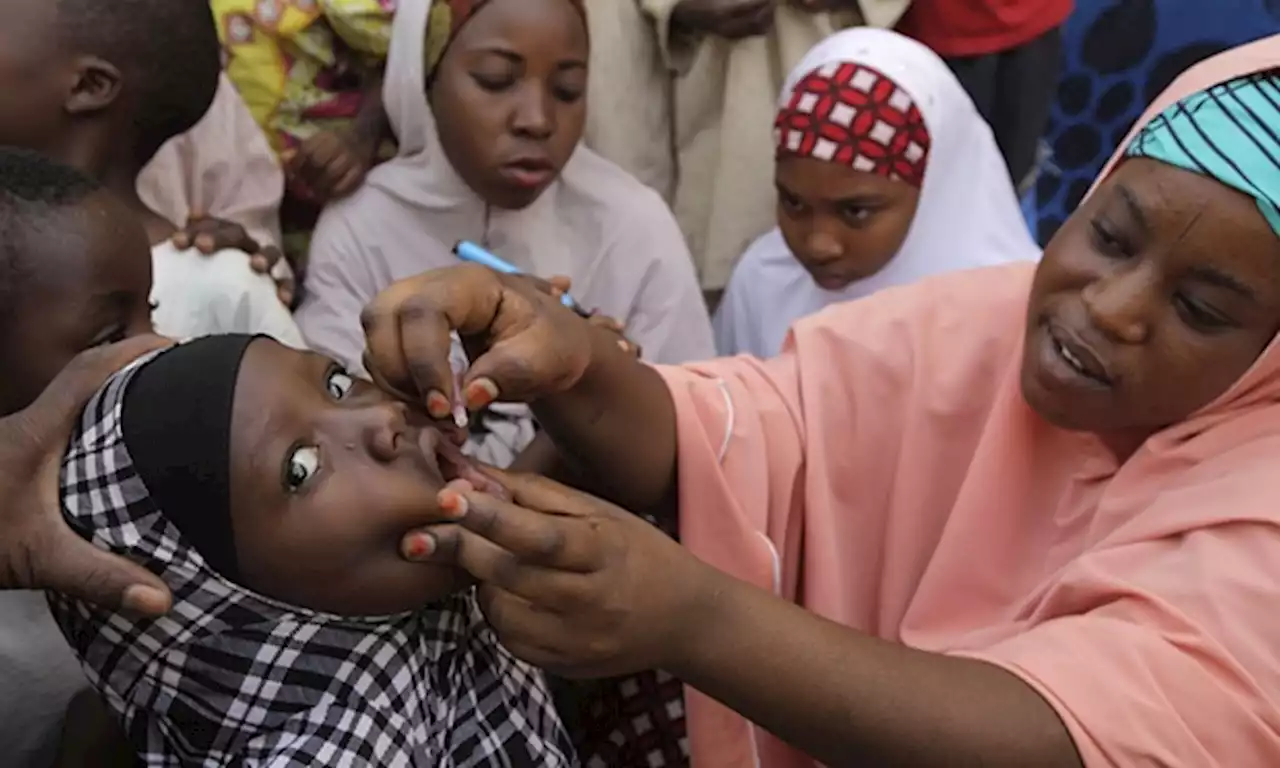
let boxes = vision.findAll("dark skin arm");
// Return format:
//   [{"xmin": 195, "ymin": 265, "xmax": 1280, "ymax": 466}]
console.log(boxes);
[
  {"xmin": 412, "ymin": 471, "xmax": 1084, "ymax": 768},
  {"xmin": 678, "ymin": 574, "xmax": 1082, "ymax": 767},
  {"xmin": 528, "ymin": 329, "xmax": 678, "ymax": 514}
]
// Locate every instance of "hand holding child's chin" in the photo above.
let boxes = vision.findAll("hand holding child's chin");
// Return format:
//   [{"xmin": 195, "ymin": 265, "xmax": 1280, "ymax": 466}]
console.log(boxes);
[{"xmin": 399, "ymin": 469, "xmax": 716, "ymax": 679}]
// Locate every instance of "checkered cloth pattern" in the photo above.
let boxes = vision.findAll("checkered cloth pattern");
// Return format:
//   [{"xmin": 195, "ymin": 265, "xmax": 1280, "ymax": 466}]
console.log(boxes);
[
  {"xmin": 47, "ymin": 354, "xmax": 575, "ymax": 767},
  {"xmin": 775, "ymin": 61, "xmax": 931, "ymax": 187},
  {"xmin": 568, "ymin": 670, "xmax": 689, "ymax": 768},
  {"xmin": 565, "ymin": 508, "xmax": 689, "ymax": 768}
]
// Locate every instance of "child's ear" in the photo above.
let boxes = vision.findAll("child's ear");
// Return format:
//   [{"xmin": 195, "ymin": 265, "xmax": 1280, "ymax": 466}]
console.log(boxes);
[{"xmin": 65, "ymin": 57, "xmax": 122, "ymax": 115}]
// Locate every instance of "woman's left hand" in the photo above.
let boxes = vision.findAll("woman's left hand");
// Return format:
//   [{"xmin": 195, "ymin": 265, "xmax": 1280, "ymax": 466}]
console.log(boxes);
[{"xmin": 402, "ymin": 468, "xmax": 713, "ymax": 678}]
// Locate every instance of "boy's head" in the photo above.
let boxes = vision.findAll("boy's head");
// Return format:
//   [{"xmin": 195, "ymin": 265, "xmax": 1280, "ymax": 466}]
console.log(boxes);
[
  {"xmin": 0, "ymin": 0, "xmax": 220, "ymax": 172},
  {"xmin": 116, "ymin": 335, "xmax": 492, "ymax": 616},
  {"xmin": 0, "ymin": 147, "xmax": 153, "ymax": 416}
]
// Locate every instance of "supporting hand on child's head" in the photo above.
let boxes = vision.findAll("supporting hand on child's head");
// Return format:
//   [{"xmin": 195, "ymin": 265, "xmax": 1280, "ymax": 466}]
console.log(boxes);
[
  {"xmin": 362, "ymin": 264, "xmax": 595, "ymax": 420},
  {"xmin": 172, "ymin": 213, "xmax": 294, "ymax": 305},
  {"xmin": 0, "ymin": 335, "xmax": 173, "ymax": 616},
  {"xmin": 401, "ymin": 468, "xmax": 715, "ymax": 679}
]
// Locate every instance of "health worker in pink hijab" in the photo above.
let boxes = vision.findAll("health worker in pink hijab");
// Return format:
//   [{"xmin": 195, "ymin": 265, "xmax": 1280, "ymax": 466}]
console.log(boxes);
[{"xmin": 361, "ymin": 37, "xmax": 1280, "ymax": 768}]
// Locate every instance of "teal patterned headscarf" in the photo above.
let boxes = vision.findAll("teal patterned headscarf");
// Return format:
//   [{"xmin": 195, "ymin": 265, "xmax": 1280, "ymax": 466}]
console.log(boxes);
[{"xmin": 1125, "ymin": 72, "xmax": 1280, "ymax": 236}]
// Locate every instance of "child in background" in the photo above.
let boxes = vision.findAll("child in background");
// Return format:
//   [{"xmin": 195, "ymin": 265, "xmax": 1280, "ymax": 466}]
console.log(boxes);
[
  {"xmin": 0, "ymin": 149, "xmax": 154, "ymax": 767},
  {"xmin": 0, "ymin": 0, "xmax": 304, "ymax": 348},
  {"xmin": 215, "ymin": 0, "xmax": 397, "ymax": 267},
  {"xmin": 715, "ymin": 28, "xmax": 1040, "ymax": 358},
  {"xmin": 299, "ymin": 0, "xmax": 714, "ymax": 468},
  {"xmin": 586, "ymin": 0, "xmax": 913, "ymax": 302}
]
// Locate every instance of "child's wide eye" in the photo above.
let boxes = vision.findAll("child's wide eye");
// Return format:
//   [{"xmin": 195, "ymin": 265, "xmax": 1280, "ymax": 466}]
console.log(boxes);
[
  {"xmin": 326, "ymin": 367, "xmax": 355, "ymax": 400},
  {"xmin": 284, "ymin": 445, "xmax": 320, "ymax": 493}
]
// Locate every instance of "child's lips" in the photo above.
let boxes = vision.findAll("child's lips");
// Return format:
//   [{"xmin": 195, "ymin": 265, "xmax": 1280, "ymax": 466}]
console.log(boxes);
[
  {"xmin": 413, "ymin": 426, "xmax": 447, "ymax": 481},
  {"xmin": 433, "ymin": 437, "xmax": 510, "ymax": 500}
]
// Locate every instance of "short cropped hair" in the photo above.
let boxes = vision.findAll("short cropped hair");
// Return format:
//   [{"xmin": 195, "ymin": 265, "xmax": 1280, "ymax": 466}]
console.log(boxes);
[
  {"xmin": 0, "ymin": 146, "xmax": 102, "ymax": 315},
  {"xmin": 56, "ymin": 0, "xmax": 221, "ymax": 166}
]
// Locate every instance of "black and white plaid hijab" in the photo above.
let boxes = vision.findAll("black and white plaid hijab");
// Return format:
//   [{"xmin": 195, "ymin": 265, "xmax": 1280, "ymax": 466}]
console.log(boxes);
[{"xmin": 48, "ymin": 340, "xmax": 575, "ymax": 766}]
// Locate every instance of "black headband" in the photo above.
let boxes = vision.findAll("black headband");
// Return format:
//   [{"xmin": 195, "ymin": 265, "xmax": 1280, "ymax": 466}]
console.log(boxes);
[{"xmin": 121, "ymin": 334, "xmax": 257, "ymax": 581}]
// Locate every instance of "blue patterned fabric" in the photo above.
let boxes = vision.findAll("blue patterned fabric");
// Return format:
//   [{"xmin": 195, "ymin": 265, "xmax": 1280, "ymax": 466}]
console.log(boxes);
[{"xmin": 1027, "ymin": 0, "xmax": 1280, "ymax": 244}]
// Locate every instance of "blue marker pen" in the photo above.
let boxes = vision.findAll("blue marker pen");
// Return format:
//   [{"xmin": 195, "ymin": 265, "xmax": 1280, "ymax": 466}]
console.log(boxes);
[{"xmin": 453, "ymin": 240, "xmax": 592, "ymax": 317}]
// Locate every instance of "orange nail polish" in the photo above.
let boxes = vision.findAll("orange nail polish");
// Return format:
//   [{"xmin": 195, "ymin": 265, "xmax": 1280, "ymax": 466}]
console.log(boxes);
[
  {"xmin": 466, "ymin": 379, "xmax": 498, "ymax": 409},
  {"xmin": 426, "ymin": 391, "xmax": 451, "ymax": 419},
  {"xmin": 404, "ymin": 535, "xmax": 433, "ymax": 560},
  {"xmin": 439, "ymin": 490, "xmax": 467, "ymax": 518}
]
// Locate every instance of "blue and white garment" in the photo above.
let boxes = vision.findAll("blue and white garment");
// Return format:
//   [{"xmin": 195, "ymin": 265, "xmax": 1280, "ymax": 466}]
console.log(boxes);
[{"xmin": 1126, "ymin": 71, "xmax": 1280, "ymax": 235}]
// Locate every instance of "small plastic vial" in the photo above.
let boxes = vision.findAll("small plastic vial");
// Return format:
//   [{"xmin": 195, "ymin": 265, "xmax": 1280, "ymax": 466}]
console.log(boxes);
[{"xmin": 448, "ymin": 339, "xmax": 470, "ymax": 429}]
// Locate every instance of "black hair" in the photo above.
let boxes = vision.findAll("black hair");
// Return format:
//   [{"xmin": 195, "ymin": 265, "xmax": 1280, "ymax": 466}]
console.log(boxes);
[
  {"xmin": 0, "ymin": 146, "xmax": 103, "ymax": 315},
  {"xmin": 55, "ymin": 0, "xmax": 221, "ymax": 167}
]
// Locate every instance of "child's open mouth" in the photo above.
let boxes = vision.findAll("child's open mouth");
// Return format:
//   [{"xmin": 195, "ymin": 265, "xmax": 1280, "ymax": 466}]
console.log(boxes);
[{"xmin": 432, "ymin": 429, "xmax": 511, "ymax": 501}]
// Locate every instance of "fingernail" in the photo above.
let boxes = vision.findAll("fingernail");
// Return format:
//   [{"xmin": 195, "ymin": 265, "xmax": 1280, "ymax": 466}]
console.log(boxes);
[
  {"xmin": 425, "ymin": 390, "xmax": 451, "ymax": 419},
  {"xmin": 438, "ymin": 490, "xmax": 468, "ymax": 518},
  {"xmin": 172, "ymin": 233, "xmax": 189, "ymax": 247},
  {"xmin": 196, "ymin": 234, "xmax": 215, "ymax": 252},
  {"xmin": 466, "ymin": 378, "xmax": 499, "ymax": 410},
  {"xmin": 251, "ymin": 255, "xmax": 269, "ymax": 272},
  {"xmin": 402, "ymin": 534, "xmax": 435, "ymax": 561},
  {"xmin": 122, "ymin": 585, "xmax": 169, "ymax": 616}
]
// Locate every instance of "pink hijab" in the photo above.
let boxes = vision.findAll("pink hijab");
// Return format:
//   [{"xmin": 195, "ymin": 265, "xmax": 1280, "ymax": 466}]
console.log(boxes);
[{"xmin": 659, "ymin": 35, "xmax": 1280, "ymax": 768}]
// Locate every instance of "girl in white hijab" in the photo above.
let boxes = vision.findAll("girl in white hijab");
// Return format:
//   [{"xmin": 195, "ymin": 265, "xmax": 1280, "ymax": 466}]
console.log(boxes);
[
  {"xmin": 298, "ymin": 0, "xmax": 714, "ymax": 465},
  {"xmin": 714, "ymin": 28, "xmax": 1041, "ymax": 359}
]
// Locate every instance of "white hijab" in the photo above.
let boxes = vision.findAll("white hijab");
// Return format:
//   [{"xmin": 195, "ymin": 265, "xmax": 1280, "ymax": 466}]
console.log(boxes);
[
  {"xmin": 298, "ymin": 0, "xmax": 713, "ymax": 466},
  {"xmin": 713, "ymin": 28, "xmax": 1041, "ymax": 359}
]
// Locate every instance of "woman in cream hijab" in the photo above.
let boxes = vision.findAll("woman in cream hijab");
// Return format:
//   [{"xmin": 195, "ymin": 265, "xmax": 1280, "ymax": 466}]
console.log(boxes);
[{"xmin": 297, "ymin": 0, "xmax": 714, "ymax": 465}]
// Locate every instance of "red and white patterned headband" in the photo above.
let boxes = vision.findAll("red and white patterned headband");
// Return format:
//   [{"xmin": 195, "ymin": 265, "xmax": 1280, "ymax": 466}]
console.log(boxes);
[{"xmin": 774, "ymin": 61, "xmax": 931, "ymax": 188}]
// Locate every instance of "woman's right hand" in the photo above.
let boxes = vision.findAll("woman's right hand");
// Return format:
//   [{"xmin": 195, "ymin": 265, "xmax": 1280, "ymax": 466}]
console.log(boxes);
[{"xmin": 361, "ymin": 264, "xmax": 595, "ymax": 419}]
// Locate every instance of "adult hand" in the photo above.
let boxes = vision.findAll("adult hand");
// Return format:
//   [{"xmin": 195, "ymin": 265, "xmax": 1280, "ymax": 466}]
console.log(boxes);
[
  {"xmin": 171, "ymin": 214, "xmax": 294, "ymax": 306},
  {"xmin": 362, "ymin": 264, "xmax": 594, "ymax": 420},
  {"xmin": 0, "ymin": 336, "xmax": 174, "ymax": 616},
  {"xmin": 403, "ymin": 469, "xmax": 713, "ymax": 678},
  {"xmin": 670, "ymin": 0, "xmax": 775, "ymax": 40},
  {"xmin": 545, "ymin": 275, "xmax": 641, "ymax": 358},
  {"xmin": 283, "ymin": 129, "xmax": 379, "ymax": 204}
]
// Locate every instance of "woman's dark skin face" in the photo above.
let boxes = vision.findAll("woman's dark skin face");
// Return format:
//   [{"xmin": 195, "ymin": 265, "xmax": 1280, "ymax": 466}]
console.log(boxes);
[
  {"xmin": 0, "ymin": 191, "xmax": 154, "ymax": 416},
  {"xmin": 1021, "ymin": 157, "xmax": 1280, "ymax": 456},
  {"xmin": 775, "ymin": 154, "xmax": 921, "ymax": 291},
  {"xmin": 428, "ymin": 0, "xmax": 588, "ymax": 210},
  {"xmin": 229, "ymin": 340, "xmax": 467, "ymax": 616}
]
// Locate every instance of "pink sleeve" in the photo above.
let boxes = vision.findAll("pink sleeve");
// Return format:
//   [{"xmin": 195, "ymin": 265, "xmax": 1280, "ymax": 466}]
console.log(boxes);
[
  {"xmin": 964, "ymin": 522, "xmax": 1280, "ymax": 767},
  {"xmin": 656, "ymin": 355, "xmax": 808, "ymax": 768},
  {"xmin": 137, "ymin": 74, "xmax": 284, "ymax": 247},
  {"xmin": 657, "ymin": 355, "xmax": 806, "ymax": 595}
]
